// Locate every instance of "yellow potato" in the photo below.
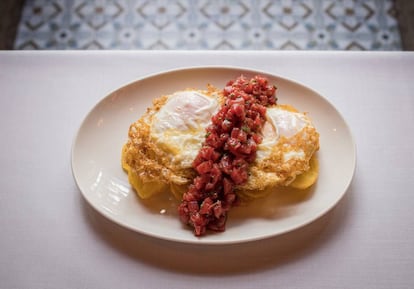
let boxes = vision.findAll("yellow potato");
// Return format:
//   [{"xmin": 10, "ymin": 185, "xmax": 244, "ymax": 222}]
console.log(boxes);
[
  {"xmin": 289, "ymin": 156, "xmax": 319, "ymax": 189},
  {"xmin": 122, "ymin": 146, "xmax": 168, "ymax": 199},
  {"xmin": 128, "ymin": 173, "xmax": 168, "ymax": 199},
  {"xmin": 236, "ymin": 186, "xmax": 274, "ymax": 201}
]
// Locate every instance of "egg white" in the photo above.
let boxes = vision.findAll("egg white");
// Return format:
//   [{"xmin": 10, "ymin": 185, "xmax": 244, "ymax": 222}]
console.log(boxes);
[
  {"xmin": 151, "ymin": 90, "xmax": 219, "ymax": 168},
  {"xmin": 258, "ymin": 106, "xmax": 312, "ymax": 162}
]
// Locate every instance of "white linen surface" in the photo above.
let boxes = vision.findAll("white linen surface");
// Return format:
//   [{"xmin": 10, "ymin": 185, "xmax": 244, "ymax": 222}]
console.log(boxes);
[{"xmin": 0, "ymin": 51, "xmax": 413, "ymax": 289}]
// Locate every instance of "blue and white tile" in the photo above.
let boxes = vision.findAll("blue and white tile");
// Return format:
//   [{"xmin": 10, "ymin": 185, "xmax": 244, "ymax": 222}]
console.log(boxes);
[{"xmin": 14, "ymin": 0, "xmax": 402, "ymax": 50}]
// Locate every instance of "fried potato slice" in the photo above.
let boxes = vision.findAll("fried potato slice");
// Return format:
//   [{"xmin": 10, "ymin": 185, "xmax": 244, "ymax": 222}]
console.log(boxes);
[
  {"xmin": 122, "ymin": 145, "xmax": 168, "ymax": 199},
  {"xmin": 289, "ymin": 156, "xmax": 319, "ymax": 189}
]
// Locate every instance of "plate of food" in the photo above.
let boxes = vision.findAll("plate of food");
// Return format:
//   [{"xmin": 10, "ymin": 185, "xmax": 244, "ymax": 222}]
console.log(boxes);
[{"xmin": 71, "ymin": 66, "xmax": 356, "ymax": 244}]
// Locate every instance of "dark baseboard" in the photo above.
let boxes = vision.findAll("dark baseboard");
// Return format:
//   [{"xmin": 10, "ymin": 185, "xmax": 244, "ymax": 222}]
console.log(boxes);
[
  {"xmin": 0, "ymin": 0, "xmax": 25, "ymax": 50},
  {"xmin": 395, "ymin": 0, "xmax": 414, "ymax": 50}
]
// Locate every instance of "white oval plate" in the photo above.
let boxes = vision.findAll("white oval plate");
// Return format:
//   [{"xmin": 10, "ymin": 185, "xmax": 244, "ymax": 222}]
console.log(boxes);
[{"xmin": 72, "ymin": 66, "xmax": 356, "ymax": 245}]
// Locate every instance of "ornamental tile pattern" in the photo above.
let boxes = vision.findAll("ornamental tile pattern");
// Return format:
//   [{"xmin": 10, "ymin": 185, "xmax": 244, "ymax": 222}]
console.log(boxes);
[{"xmin": 14, "ymin": 0, "xmax": 402, "ymax": 50}]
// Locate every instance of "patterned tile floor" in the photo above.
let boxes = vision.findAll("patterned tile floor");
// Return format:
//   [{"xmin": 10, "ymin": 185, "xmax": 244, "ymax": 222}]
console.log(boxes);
[{"xmin": 14, "ymin": 0, "xmax": 402, "ymax": 50}]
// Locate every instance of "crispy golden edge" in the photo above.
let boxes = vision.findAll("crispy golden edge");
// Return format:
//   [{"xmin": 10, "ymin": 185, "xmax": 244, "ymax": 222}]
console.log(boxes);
[{"xmin": 122, "ymin": 94, "xmax": 195, "ymax": 186}]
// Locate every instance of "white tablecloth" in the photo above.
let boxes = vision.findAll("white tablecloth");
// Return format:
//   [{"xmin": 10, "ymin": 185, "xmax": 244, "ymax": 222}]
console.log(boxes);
[{"xmin": 1, "ymin": 51, "xmax": 413, "ymax": 289}]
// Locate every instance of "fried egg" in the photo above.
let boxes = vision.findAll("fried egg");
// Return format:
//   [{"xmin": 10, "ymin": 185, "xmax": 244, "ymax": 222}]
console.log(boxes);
[
  {"xmin": 122, "ymin": 88, "xmax": 319, "ymax": 200},
  {"xmin": 237, "ymin": 104, "xmax": 319, "ymax": 199},
  {"xmin": 122, "ymin": 87, "xmax": 222, "ymax": 199}
]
